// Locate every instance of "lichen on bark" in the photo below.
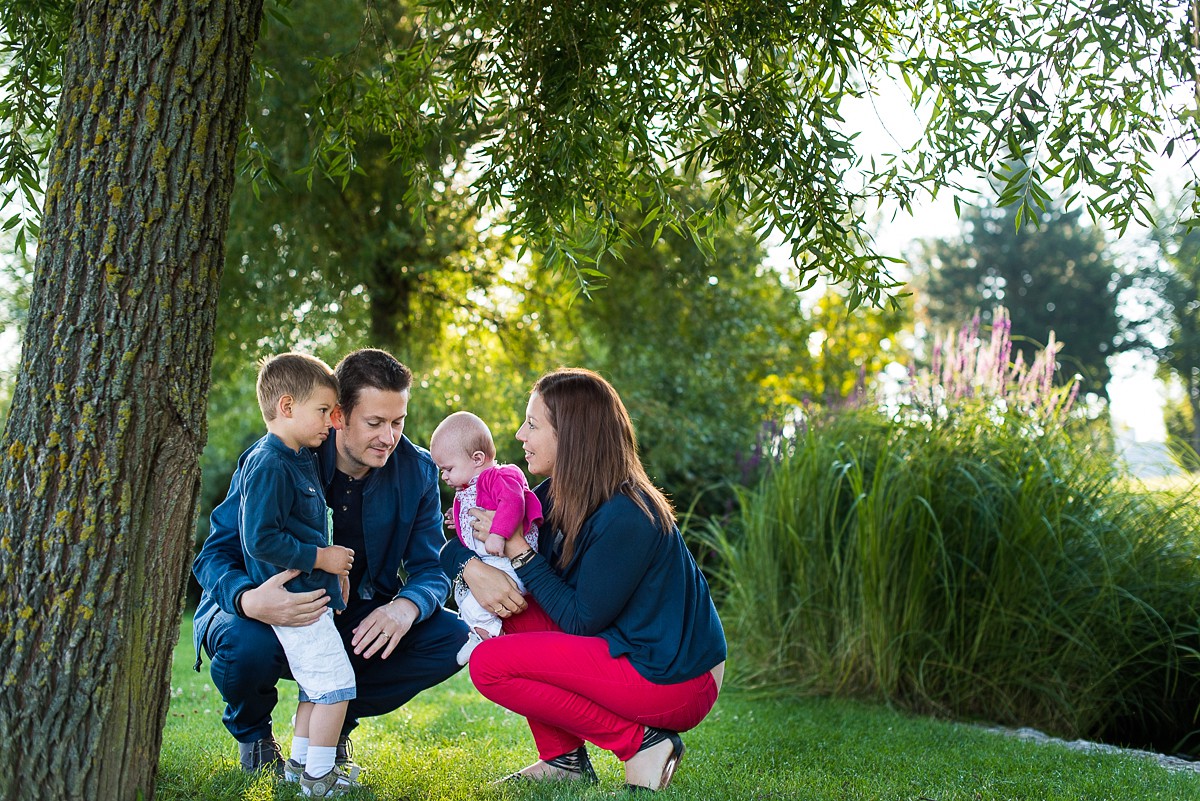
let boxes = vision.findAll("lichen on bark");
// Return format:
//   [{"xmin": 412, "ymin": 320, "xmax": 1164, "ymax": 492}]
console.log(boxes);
[{"xmin": 0, "ymin": 1, "xmax": 265, "ymax": 799}]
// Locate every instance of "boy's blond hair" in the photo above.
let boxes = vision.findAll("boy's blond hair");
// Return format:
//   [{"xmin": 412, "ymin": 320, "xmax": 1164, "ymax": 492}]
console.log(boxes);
[
  {"xmin": 256, "ymin": 353, "xmax": 338, "ymax": 422},
  {"xmin": 430, "ymin": 411, "xmax": 496, "ymax": 460}
]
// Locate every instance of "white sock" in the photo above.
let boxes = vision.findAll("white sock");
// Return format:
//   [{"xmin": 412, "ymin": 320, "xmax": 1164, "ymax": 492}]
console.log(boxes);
[
  {"xmin": 290, "ymin": 736, "xmax": 309, "ymax": 764},
  {"xmin": 307, "ymin": 745, "xmax": 336, "ymax": 778}
]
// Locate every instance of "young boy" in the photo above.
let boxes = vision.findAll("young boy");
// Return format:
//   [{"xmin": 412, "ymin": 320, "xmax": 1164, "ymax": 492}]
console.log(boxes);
[
  {"xmin": 240, "ymin": 353, "xmax": 359, "ymax": 797},
  {"xmin": 429, "ymin": 411, "xmax": 541, "ymax": 664}
]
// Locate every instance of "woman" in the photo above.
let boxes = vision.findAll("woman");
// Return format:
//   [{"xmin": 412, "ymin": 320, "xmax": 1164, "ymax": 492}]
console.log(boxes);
[{"xmin": 440, "ymin": 368, "xmax": 726, "ymax": 792}]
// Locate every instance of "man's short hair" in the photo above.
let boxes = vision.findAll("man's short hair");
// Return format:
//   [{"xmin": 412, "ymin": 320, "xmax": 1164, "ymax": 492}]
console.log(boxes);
[
  {"xmin": 334, "ymin": 349, "xmax": 413, "ymax": 418},
  {"xmin": 256, "ymin": 353, "xmax": 338, "ymax": 422}
]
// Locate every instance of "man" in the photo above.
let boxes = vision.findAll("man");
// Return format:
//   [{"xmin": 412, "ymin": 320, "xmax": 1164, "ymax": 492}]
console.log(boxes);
[{"xmin": 193, "ymin": 348, "xmax": 468, "ymax": 775}]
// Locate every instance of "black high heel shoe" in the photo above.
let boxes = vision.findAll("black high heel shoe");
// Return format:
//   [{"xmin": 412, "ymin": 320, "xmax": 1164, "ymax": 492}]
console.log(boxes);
[
  {"xmin": 546, "ymin": 746, "xmax": 599, "ymax": 782},
  {"xmin": 497, "ymin": 745, "xmax": 599, "ymax": 784},
  {"xmin": 624, "ymin": 727, "xmax": 685, "ymax": 792}
]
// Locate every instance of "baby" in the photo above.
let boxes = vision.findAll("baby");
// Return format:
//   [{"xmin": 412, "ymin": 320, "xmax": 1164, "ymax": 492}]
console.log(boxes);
[{"xmin": 429, "ymin": 411, "xmax": 541, "ymax": 665}]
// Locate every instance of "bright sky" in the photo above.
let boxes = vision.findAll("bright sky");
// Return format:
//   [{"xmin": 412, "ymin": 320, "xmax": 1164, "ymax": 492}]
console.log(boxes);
[
  {"xmin": 864, "ymin": 209, "xmax": 1170, "ymax": 443},
  {"xmin": 0, "ymin": 326, "xmax": 16, "ymax": 372},
  {"xmin": 0, "ymin": 77, "xmax": 1179, "ymax": 444},
  {"xmin": 0, "ymin": 216, "xmax": 1174, "ymax": 446},
  {"xmin": 833, "ymin": 84, "xmax": 1175, "ymax": 444}
]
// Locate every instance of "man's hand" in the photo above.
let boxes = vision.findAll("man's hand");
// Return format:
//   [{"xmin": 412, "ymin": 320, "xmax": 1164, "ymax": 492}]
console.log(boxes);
[
  {"xmin": 351, "ymin": 597, "xmax": 419, "ymax": 660},
  {"xmin": 239, "ymin": 569, "xmax": 330, "ymax": 627}
]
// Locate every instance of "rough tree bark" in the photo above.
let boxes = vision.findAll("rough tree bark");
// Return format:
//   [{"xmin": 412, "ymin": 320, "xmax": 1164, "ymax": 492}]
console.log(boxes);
[{"xmin": 0, "ymin": 1, "xmax": 263, "ymax": 799}]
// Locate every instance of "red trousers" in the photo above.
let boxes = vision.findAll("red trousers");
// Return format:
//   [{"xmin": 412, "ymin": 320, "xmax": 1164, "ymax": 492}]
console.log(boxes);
[{"xmin": 469, "ymin": 599, "xmax": 719, "ymax": 762}]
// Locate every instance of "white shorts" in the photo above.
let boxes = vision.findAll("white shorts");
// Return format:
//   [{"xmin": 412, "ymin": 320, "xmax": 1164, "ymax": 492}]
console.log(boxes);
[{"xmin": 273, "ymin": 609, "xmax": 356, "ymax": 704}]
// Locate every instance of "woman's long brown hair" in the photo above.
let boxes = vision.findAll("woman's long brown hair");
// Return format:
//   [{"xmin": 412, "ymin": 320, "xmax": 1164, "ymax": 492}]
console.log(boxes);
[{"xmin": 534, "ymin": 368, "xmax": 675, "ymax": 566}]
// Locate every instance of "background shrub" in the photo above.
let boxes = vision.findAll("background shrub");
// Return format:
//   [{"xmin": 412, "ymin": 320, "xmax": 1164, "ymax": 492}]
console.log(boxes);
[{"xmin": 699, "ymin": 311, "xmax": 1200, "ymax": 753}]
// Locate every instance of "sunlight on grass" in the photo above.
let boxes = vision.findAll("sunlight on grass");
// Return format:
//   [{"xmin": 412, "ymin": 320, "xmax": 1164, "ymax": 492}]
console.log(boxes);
[
  {"xmin": 1128, "ymin": 472, "xmax": 1200, "ymax": 494},
  {"xmin": 162, "ymin": 618, "xmax": 1200, "ymax": 801}
]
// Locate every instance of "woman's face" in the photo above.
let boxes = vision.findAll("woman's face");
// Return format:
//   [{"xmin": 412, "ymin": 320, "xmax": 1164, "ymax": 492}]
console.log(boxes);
[{"xmin": 517, "ymin": 392, "xmax": 558, "ymax": 476}]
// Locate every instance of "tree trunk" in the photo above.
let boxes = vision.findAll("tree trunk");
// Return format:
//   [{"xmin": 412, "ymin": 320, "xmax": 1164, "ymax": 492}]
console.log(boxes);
[
  {"xmin": 369, "ymin": 262, "xmax": 416, "ymax": 355},
  {"xmin": 0, "ymin": 2, "xmax": 263, "ymax": 799}
]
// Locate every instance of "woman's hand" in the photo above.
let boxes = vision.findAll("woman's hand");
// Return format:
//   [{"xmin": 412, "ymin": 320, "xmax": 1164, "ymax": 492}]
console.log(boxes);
[
  {"xmin": 462, "ymin": 556, "xmax": 528, "ymax": 618},
  {"xmin": 466, "ymin": 506, "xmax": 497, "ymax": 543}
]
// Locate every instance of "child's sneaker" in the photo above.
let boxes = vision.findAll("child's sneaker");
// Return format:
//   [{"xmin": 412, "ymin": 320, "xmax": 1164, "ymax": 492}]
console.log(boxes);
[
  {"xmin": 283, "ymin": 758, "xmax": 305, "ymax": 783},
  {"xmin": 301, "ymin": 764, "xmax": 361, "ymax": 797}
]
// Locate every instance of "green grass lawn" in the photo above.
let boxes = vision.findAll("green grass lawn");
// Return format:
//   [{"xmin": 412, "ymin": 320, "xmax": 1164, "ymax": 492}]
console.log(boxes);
[{"xmin": 160, "ymin": 618, "xmax": 1200, "ymax": 801}]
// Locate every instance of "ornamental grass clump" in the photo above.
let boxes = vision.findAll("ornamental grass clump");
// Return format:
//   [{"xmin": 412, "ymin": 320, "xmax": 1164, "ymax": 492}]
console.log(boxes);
[
  {"xmin": 701, "ymin": 309, "xmax": 1200, "ymax": 753},
  {"xmin": 907, "ymin": 307, "xmax": 1078, "ymax": 424}
]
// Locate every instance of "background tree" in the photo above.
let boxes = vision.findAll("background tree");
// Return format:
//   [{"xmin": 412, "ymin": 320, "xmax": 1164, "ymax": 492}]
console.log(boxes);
[
  {"xmin": 1124, "ymin": 220, "xmax": 1200, "ymax": 463},
  {"xmin": 199, "ymin": 0, "xmax": 513, "ymax": 539},
  {"xmin": 204, "ymin": 178, "xmax": 826, "ymax": 537},
  {"xmin": 1163, "ymin": 393, "xmax": 1200, "ymax": 470},
  {"xmin": 792, "ymin": 288, "xmax": 910, "ymax": 406},
  {"xmin": 5, "ymin": 0, "xmax": 1200, "ymax": 798},
  {"xmin": 556, "ymin": 192, "xmax": 816, "ymax": 514},
  {"xmin": 914, "ymin": 202, "xmax": 1123, "ymax": 399},
  {"xmin": 196, "ymin": 1, "xmax": 848, "ymax": 531}
]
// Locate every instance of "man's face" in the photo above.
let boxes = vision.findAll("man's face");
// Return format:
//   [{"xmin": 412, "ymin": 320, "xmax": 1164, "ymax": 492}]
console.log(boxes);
[{"xmin": 333, "ymin": 387, "xmax": 409, "ymax": 478}]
